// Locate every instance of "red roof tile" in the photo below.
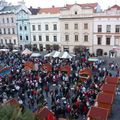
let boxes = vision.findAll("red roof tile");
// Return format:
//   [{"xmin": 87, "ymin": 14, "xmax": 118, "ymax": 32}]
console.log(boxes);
[
  {"xmin": 65, "ymin": 3, "xmax": 98, "ymax": 9},
  {"xmin": 39, "ymin": 6, "xmax": 61, "ymax": 14},
  {"xmin": 106, "ymin": 4, "xmax": 120, "ymax": 11},
  {"xmin": 38, "ymin": 3, "xmax": 98, "ymax": 14},
  {"xmin": 35, "ymin": 107, "xmax": 56, "ymax": 120},
  {"xmin": 87, "ymin": 106, "xmax": 109, "ymax": 120}
]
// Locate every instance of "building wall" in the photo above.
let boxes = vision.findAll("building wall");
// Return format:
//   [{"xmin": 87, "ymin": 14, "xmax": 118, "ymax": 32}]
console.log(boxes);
[
  {"xmin": 0, "ymin": 13, "xmax": 18, "ymax": 48},
  {"xmin": 16, "ymin": 10, "xmax": 31, "ymax": 50},
  {"xmin": 93, "ymin": 15, "xmax": 120, "ymax": 56},
  {"xmin": 30, "ymin": 14, "xmax": 61, "ymax": 51},
  {"xmin": 60, "ymin": 4, "xmax": 94, "ymax": 53}
]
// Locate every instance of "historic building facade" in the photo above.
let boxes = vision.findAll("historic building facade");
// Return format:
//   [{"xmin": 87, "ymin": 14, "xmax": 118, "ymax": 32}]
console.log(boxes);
[
  {"xmin": 29, "ymin": 6, "xmax": 61, "ymax": 51},
  {"xmin": 16, "ymin": 1, "xmax": 31, "ymax": 50},
  {"xmin": 0, "ymin": 0, "xmax": 31, "ymax": 49},
  {"xmin": 59, "ymin": 3, "xmax": 101, "ymax": 53},
  {"xmin": 93, "ymin": 5, "xmax": 120, "ymax": 57},
  {"xmin": 0, "ymin": 0, "xmax": 18, "ymax": 48}
]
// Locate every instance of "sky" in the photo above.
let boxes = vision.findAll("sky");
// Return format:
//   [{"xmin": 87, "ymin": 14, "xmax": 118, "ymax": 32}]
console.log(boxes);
[{"xmin": 6, "ymin": 0, "xmax": 120, "ymax": 10}]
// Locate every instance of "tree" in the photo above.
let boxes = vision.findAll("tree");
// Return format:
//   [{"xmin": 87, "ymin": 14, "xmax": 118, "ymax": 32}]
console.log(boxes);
[
  {"xmin": 0, "ymin": 105, "xmax": 35, "ymax": 120},
  {"xmin": 52, "ymin": 44, "xmax": 59, "ymax": 51}
]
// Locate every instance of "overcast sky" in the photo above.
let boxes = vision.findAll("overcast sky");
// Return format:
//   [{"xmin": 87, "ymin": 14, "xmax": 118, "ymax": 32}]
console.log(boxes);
[{"xmin": 7, "ymin": 0, "xmax": 120, "ymax": 10}]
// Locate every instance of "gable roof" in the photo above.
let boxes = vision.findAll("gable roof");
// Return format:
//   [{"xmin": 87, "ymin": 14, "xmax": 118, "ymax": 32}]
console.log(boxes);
[
  {"xmin": 35, "ymin": 107, "xmax": 56, "ymax": 120},
  {"xmin": 64, "ymin": 3, "xmax": 98, "ymax": 9},
  {"xmin": 0, "ymin": 5, "xmax": 31, "ymax": 14},
  {"xmin": 106, "ymin": 4, "xmax": 120, "ymax": 11}
]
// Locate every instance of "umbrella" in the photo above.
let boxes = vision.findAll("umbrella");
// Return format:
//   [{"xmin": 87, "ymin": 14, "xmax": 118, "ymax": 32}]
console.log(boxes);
[
  {"xmin": 44, "ymin": 51, "xmax": 60, "ymax": 58},
  {"xmin": 22, "ymin": 48, "xmax": 32, "ymax": 55},
  {"xmin": 31, "ymin": 53, "xmax": 41, "ymax": 57}
]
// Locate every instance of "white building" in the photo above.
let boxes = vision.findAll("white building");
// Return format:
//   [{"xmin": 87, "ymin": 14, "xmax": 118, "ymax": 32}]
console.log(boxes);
[
  {"xmin": 93, "ymin": 5, "xmax": 120, "ymax": 57},
  {"xmin": 29, "ymin": 6, "xmax": 61, "ymax": 51}
]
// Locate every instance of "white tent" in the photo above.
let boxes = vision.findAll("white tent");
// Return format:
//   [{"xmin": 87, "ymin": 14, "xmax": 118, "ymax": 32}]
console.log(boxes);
[
  {"xmin": 0, "ymin": 49, "xmax": 9, "ymax": 52},
  {"xmin": 58, "ymin": 51, "xmax": 72, "ymax": 59},
  {"xmin": 30, "ymin": 53, "xmax": 41, "ymax": 57},
  {"xmin": 22, "ymin": 48, "xmax": 32, "ymax": 55},
  {"xmin": 44, "ymin": 51, "xmax": 60, "ymax": 58}
]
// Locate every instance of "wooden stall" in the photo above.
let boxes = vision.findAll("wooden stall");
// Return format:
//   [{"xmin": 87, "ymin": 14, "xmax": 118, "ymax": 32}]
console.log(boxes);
[
  {"xmin": 87, "ymin": 106, "xmax": 109, "ymax": 120},
  {"xmin": 105, "ymin": 76, "xmax": 119, "ymax": 85},
  {"xmin": 35, "ymin": 107, "xmax": 56, "ymax": 120},
  {"xmin": 95, "ymin": 92, "xmax": 114, "ymax": 114},
  {"xmin": 100, "ymin": 84, "xmax": 117, "ymax": 98}
]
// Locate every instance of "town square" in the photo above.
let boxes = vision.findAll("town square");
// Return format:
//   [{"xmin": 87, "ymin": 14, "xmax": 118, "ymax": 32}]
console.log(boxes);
[{"xmin": 0, "ymin": 0, "xmax": 120, "ymax": 120}]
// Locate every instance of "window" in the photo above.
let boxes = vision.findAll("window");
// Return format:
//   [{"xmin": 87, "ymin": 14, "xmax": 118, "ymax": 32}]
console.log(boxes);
[
  {"xmin": 75, "ymin": 35, "xmax": 78, "ymax": 41},
  {"xmin": 20, "ymin": 36, "xmax": 22, "ymax": 40},
  {"xmin": 116, "ymin": 25, "xmax": 120, "ymax": 33},
  {"xmin": 5, "ymin": 39, "xmax": 7, "ymax": 44},
  {"xmin": 53, "ymin": 36, "xmax": 57, "ymax": 42},
  {"xmin": 65, "ymin": 24, "xmax": 68, "ymax": 30},
  {"xmin": 0, "ymin": 28, "xmax": 2, "ymax": 34},
  {"xmin": 4, "ymin": 28, "xmax": 6, "ymax": 34},
  {"xmin": 46, "ymin": 36, "xmax": 49, "ymax": 41},
  {"xmin": 39, "ymin": 35, "xmax": 42, "ymax": 41},
  {"xmin": 45, "ymin": 24, "xmax": 49, "ymax": 30},
  {"xmin": 3, "ymin": 18, "xmax": 5, "ymax": 23},
  {"xmin": 12, "ymin": 28, "xmax": 15, "ymax": 34},
  {"xmin": 24, "ymin": 26, "xmax": 27, "ymax": 30},
  {"xmin": 11, "ymin": 17, "xmax": 14, "ymax": 23},
  {"xmin": 65, "ymin": 35, "xmax": 69, "ymax": 41},
  {"xmin": 9, "ymin": 39, "xmax": 11, "ymax": 44},
  {"xmin": 8, "ymin": 28, "xmax": 10, "ymax": 34},
  {"xmin": 53, "ymin": 24, "xmax": 57, "ymax": 30},
  {"xmin": 63, "ymin": 47, "xmax": 69, "ymax": 52},
  {"xmin": 33, "ymin": 35, "xmax": 36, "ymax": 41},
  {"xmin": 7, "ymin": 18, "xmax": 9, "ymax": 23},
  {"xmin": 38, "ymin": 25, "xmax": 41, "ymax": 31},
  {"xmin": 74, "ymin": 24, "xmax": 78, "ymax": 30},
  {"xmin": 106, "ymin": 37, "xmax": 111, "ymax": 45},
  {"xmin": 14, "ymin": 39, "xmax": 16, "ymax": 45},
  {"xmin": 97, "ymin": 37, "xmax": 102, "ymax": 45},
  {"xmin": 84, "ymin": 23, "xmax": 88, "ymax": 29},
  {"xmin": 20, "ymin": 26, "xmax": 22, "ymax": 30},
  {"xmin": 75, "ymin": 11, "xmax": 77, "ymax": 15},
  {"xmin": 84, "ymin": 35, "xmax": 88, "ymax": 42},
  {"xmin": 1, "ymin": 39, "xmax": 3, "ymax": 44},
  {"xmin": 98, "ymin": 25, "xmax": 102, "ymax": 32},
  {"xmin": 32, "ymin": 25, "xmax": 35, "ymax": 31},
  {"xmin": 106, "ymin": 25, "xmax": 111, "ymax": 33},
  {"xmin": 26, "ymin": 36, "xmax": 28, "ymax": 40}
]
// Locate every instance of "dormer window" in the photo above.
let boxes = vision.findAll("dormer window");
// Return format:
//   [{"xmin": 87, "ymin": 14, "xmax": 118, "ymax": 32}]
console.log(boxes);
[{"xmin": 75, "ymin": 11, "xmax": 77, "ymax": 15}]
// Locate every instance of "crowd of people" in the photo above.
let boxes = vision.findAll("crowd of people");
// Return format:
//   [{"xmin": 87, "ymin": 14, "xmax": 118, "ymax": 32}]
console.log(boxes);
[{"xmin": 0, "ymin": 50, "xmax": 119, "ymax": 119}]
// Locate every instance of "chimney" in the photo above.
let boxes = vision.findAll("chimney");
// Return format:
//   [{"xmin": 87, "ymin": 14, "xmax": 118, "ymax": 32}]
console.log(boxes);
[{"xmin": 52, "ymin": 5, "xmax": 55, "ymax": 8}]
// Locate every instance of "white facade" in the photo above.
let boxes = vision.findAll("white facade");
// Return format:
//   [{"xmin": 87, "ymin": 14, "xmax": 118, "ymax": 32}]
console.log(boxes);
[
  {"xmin": 93, "ymin": 6, "xmax": 120, "ymax": 57},
  {"xmin": 30, "ymin": 13, "xmax": 61, "ymax": 51}
]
